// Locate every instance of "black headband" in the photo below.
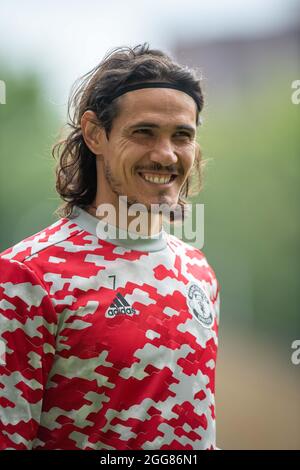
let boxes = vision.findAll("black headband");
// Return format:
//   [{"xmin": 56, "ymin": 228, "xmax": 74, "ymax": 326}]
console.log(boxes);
[{"xmin": 109, "ymin": 82, "xmax": 201, "ymax": 113}]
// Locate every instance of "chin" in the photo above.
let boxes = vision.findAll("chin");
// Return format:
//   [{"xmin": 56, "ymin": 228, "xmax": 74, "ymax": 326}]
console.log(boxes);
[
  {"xmin": 147, "ymin": 197, "xmax": 180, "ymax": 211},
  {"xmin": 125, "ymin": 191, "xmax": 180, "ymax": 209}
]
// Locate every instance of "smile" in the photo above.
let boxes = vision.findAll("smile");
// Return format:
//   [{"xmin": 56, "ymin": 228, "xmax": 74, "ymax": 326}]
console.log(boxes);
[{"xmin": 138, "ymin": 172, "xmax": 177, "ymax": 185}]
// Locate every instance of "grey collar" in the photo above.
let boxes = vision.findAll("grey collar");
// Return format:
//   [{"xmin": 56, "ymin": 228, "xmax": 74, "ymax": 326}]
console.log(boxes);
[{"xmin": 69, "ymin": 206, "xmax": 168, "ymax": 252}]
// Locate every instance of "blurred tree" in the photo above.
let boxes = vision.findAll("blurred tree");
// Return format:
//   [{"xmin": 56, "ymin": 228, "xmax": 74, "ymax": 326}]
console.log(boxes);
[
  {"xmin": 0, "ymin": 65, "xmax": 60, "ymax": 250},
  {"xmin": 198, "ymin": 73, "xmax": 300, "ymax": 345}
]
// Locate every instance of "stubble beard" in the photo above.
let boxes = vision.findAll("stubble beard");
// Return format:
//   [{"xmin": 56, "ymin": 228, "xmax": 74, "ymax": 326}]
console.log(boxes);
[{"xmin": 103, "ymin": 161, "xmax": 177, "ymax": 211}]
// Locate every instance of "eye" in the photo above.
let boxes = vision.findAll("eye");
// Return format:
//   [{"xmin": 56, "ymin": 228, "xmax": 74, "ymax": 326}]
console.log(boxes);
[
  {"xmin": 133, "ymin": 128, "xmax": 153, "ymax": 135},
  {"xmin": 174, "ymin": 132, "xmax": 192, "ymax": 139}
]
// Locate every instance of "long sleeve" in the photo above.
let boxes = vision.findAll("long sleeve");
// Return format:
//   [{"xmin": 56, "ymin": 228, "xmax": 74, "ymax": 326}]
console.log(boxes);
[{"xmin": 0, "ymin": 257, "xmax": 57, "ymax": 449}]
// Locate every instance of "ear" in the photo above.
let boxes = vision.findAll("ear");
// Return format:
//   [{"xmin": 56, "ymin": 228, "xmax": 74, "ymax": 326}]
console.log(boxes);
[{"xmin": 81, "ymin": 110, "xmax": 107, "ymax": 156}]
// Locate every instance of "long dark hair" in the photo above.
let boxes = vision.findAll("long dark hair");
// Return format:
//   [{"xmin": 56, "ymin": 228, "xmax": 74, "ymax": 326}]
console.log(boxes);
[{"xmin": 53, "ymin": 43, "xmax": 205, "ymax": 219}]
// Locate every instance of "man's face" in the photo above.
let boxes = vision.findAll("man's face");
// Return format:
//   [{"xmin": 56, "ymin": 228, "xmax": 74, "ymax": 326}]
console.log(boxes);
[{"xmin": 97, "ymin": 87, "xmax": 198, "ymax": 210}]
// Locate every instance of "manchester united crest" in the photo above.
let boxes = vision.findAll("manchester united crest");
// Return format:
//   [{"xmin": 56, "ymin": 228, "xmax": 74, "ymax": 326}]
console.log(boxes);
[{"xmin": 187, "ymin": 283, "xmax": 214, "ymax": 329}]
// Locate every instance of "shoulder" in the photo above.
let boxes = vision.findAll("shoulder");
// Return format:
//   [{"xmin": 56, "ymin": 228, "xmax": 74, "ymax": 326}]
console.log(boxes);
[
  {"xmin": 167, "ymin": 233, "xmax": 218, "ymax": 276},
  {"xmin": 0, "ymin": 217, "xmax": 83, "ymax": 264},
  {"xmin": 167, "ymin": 233, "xmax": 221, "ymax": 305},
  {"xmin": 0, "ymin": 217, "xmax": 85, "ymax": 305}
]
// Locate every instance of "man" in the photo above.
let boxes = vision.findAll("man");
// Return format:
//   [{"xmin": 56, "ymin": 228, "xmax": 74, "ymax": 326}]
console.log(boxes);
[{"xmin": 0, "ymin": 44, "xmax": 220, "ymax": 450}]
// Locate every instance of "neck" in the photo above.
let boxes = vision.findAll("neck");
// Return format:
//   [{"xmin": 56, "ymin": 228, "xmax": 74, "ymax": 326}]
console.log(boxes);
[{"xmin": 87, "ymin": 197, "xmax": 163, "ymax": 237}]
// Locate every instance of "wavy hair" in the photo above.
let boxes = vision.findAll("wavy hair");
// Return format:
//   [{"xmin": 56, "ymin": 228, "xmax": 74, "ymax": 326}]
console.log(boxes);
[{"xmin": 53, "ymin": 43, "xmax": 205, "ymax": 220}]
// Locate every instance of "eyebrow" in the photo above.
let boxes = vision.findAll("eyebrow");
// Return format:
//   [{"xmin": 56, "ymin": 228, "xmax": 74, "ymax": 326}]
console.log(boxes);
[{"xmin": 126, "ymin": 122, "xmax": 196, "ymax": 136}]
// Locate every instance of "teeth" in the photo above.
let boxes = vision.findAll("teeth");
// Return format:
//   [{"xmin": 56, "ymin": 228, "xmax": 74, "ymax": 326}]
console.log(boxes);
[{"xmin": 141, "ymin": 173, "xmax": 172, "ymax": 184}]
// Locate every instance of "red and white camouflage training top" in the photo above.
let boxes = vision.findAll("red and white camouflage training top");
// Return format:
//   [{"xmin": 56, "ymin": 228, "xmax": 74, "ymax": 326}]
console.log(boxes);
[{"xmin": 0, "ymin": 206, "xmax": 220, "ymax": 450}]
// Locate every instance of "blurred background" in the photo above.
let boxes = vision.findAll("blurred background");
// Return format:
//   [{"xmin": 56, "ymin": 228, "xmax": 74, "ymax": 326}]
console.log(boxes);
[{"xmin": 0, "ymin": 0, "xmax": 299, "ymax": 450}]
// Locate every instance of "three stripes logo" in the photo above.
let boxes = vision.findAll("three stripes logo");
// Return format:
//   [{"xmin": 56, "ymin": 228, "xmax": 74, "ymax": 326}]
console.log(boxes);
[{"xmin": 105, "ymin": 292, "xmax": 137, "ymax": 317}]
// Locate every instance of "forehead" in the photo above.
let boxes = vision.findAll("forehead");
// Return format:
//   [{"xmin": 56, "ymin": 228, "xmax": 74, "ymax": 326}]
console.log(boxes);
[{"xmin": 115, "ymin": 87, "xmax": 197, "ymax": 127}]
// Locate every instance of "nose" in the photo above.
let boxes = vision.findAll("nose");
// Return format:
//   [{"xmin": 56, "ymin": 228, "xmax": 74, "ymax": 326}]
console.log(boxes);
[{"xmin": 149, "ymin": 137, "xmax": 178, "ymax": 166}]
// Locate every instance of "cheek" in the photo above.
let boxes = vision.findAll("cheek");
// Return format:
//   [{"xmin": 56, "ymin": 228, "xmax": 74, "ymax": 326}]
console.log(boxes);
[
  {"xmin": 115, "ymin": 142, "xmax": 138, "ymax": 176},
  {"xmin": 182, "ymin": 148, "xmax": 195, "ymax": 174}
]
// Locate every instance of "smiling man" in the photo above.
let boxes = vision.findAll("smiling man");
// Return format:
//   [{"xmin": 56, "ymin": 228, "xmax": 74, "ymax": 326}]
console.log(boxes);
[{"xmin": 0, "ymin": 44, "xmax": 220, "ymax": 450}]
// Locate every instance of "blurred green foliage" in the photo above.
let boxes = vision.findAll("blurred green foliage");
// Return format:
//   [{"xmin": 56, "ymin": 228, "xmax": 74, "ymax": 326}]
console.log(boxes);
[
  {"xmin": 0, "ymin": 66, "xmax": 59, "ymax": 248},
  {"xmin": 0, "ymin": 63, "xmax": 299, "ymax": 345},
  {"xmin": 198, "ymin": 73, "xmax": 300, "ymax": 343}
]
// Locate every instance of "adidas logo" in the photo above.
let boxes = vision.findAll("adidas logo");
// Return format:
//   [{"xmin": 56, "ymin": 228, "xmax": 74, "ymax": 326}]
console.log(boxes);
[{"xmin": 105, "ymin": 292, "xmax": 137, "ymax": 317}]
